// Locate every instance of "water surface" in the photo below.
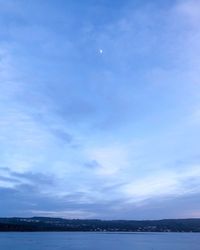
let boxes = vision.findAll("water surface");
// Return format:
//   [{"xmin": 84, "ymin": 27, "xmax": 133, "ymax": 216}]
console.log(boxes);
[{"xmin": 0, "ymin": 232, "xmax": 199, "ymax": 250}]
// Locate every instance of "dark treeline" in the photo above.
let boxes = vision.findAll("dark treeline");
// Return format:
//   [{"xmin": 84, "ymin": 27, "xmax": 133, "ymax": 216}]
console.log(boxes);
[{"xmin": 0, "ymin": 217, "xmax": 200, "ymax": 232}]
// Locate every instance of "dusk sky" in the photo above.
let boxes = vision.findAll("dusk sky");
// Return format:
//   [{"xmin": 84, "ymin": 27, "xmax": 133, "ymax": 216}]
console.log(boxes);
[{"xmin": 0, "ymin": 0, "xmax": 200, "ymax": 219}]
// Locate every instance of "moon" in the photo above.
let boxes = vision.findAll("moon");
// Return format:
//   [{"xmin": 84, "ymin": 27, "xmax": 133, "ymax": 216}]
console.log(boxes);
[{"xmin": 99, "ymin": 49, "xmax": 103, "ymax": 54}]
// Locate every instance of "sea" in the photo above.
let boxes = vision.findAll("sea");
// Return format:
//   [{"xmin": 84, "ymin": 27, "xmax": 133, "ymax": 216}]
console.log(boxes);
[{"xmin": 0, "ymin": 232, "xmax": 199, "ymax": 250}]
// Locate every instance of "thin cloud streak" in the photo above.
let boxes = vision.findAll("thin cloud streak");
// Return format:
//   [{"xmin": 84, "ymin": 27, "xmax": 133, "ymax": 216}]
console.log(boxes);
[{"xmin": 0, "ymin": 0, "xmax": 200, "ymax": 219}]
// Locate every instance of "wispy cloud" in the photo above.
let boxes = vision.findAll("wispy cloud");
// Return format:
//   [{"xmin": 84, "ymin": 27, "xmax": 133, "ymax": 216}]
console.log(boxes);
[{"xmin": 0, "ymin": 0, "xmax": 200, "ymax": 219}]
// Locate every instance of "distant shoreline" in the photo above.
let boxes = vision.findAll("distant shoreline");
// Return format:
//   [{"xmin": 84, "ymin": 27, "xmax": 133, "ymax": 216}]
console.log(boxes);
[
  {"xmin": 0, "ymin": 231, "xmax": 200, "ymax": 233},
  {"xmin": 1, "ymin": 217, "xmax": 200, "ymax": 233}
]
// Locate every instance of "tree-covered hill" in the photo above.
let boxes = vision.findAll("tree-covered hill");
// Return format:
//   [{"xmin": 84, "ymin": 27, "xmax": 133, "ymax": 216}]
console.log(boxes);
[{"xmin": 0, "ymin": 217, "xmax": 200, "ymax": 232}]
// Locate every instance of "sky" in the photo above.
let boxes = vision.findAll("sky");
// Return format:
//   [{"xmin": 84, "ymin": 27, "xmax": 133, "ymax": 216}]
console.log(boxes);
[{"xmin": 0, "ymin": 0, "xmax": 200, "ymax": 220}]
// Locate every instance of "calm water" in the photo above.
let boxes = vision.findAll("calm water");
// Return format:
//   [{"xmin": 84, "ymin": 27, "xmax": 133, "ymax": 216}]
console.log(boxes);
[{"xmin": 0, "ymin": 232, "xmax": 200, "ymax": 250}]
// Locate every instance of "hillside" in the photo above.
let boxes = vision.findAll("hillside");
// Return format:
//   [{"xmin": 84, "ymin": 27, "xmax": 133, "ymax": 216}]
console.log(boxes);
[{"xmin": 0, "ymin": 217, "xmax": 200, "ymax": 232}]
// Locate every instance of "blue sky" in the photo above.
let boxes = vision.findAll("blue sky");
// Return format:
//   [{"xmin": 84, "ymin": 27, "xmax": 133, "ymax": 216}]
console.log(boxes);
[{"xmin": 0, "ymin": 0, "xmax": 200, "ymax": 219}]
